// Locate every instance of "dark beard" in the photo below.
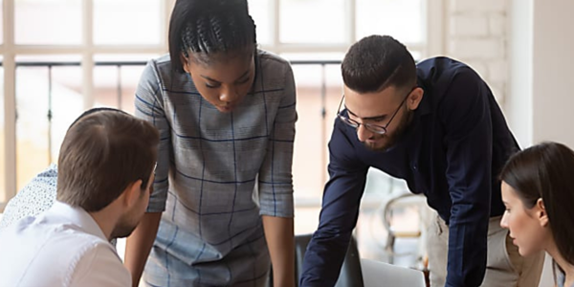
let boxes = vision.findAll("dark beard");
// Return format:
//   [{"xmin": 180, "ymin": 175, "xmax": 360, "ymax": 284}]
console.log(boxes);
[
  {"xmin": 110, "ymin": 218, "xmax": 138, "ymax": 239},
  {"xmin": 363, "ymin": 109, "xmax": 414, "ymax": 152}
]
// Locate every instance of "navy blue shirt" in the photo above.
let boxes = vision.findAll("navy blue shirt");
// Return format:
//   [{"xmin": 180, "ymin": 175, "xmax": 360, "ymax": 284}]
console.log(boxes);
[{"xmin": 300, "ymin": 57, "xmax": 519, "ymax": 287}]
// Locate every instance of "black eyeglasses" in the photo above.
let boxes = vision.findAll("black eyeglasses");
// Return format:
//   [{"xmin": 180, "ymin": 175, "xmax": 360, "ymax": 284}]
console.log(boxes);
[{"xmin": 336, "ymin": 87, "xmax": 415, "ymax": 135}]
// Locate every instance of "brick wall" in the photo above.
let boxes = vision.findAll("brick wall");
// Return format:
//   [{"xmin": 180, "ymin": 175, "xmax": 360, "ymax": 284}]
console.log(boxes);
[{"xmin": 445, "ymin": 0, "xmax": 509, "ymax": 103}]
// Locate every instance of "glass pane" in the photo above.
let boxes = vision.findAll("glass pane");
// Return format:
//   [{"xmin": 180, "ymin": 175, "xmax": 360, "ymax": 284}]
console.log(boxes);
[
  {"xmin": 356, "ymin": 0, "xmax": 424, "ymax": 44},
  {"xmin": 290, "ymin": 62, "xmax": 343, "ymax": 200},
  {"xmin": 94, "ymin": 56, "xmax": 149, "ymax": 115},
  {"xmin": 280, "ymin": 0, "xmax": 345, "ymax": 44},
  {"xmin": 94, "ymin": 65, "xmax": 145, "ymax": 115},
  {"xmin": 295, "ymin": 206, "xmax": 321, "ymax": 235},
  {"xmin": 15, "ymin": 0, "xmax": 82, "ymax": 45},
  {"xmin": 94, "ymin": 0, "xmax": 162, "ymax": 45},
  {"xmin": 16, "ymin": 58, "xmax": 82, "ymax": 190},
  {"xmin": 16, "ymin": 66, "xmax": 50, "ymax": 190},
  {"xmin": 248, "ymin": 0, "xmax": 271, "ymax": 45},
  {"xmin": 94, "ymin": 66, "xmax": 120, "ymax": 110},
  {"xmin": 0, "ymin": 66, "xmax": 5, "ymax": 203}
]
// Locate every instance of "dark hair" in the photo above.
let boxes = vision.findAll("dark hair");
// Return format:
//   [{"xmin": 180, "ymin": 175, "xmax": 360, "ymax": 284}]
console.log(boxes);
[
  {"xmin": 57, "ymin": 111, "xmax": 159, "ymax": 212},
  {"xmin": 169, "ymin": 0, "xmax": 257, "ymax": 71},
  {"xmin": 500, "ymin": 142, "xmax": 574, "ymax": 267},
  {"xmin": 69, "ymin": 107, "xmax": 128, "ymax": 128},
  {"xmin": 342, "ymin": 35, "xmax": 416, "ymax": 93}
]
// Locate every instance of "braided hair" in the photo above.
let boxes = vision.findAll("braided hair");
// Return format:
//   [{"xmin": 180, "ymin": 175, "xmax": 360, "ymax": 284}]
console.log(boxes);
[{"xmin": 169, "ymin": 0, "xmax": 257, "ymax": 72}]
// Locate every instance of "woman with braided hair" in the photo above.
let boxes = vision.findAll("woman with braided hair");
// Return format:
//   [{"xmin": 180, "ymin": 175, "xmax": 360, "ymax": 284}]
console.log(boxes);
[{"xmin": 125, "ymin": 0, "xmax": 297, "ymax": 286}]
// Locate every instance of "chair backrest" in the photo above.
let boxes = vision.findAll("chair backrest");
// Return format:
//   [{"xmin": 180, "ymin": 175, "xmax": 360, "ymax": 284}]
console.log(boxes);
[
  {"xmin": 293, "ymin": 234, "xmax": 364, "ymax": 287},
  {"xmin": 360, "ymin": 258, "xmax": 425, "ymax": 287}
]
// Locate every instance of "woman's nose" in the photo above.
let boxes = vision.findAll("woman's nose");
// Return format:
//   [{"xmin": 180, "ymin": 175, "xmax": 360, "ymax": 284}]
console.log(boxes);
[{"xmin": 219, "ymin": 86, "xmax": 238, "ymax": 103}]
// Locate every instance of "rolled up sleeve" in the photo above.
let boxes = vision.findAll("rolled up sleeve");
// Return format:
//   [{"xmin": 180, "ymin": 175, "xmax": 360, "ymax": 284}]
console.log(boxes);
[{"xmin": 134, "ymin": 61, "xmax": 171, "ymax": 213}]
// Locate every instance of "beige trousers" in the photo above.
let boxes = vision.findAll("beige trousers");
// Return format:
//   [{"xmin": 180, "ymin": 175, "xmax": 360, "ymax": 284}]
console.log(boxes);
[{"xmin": 426, "ymin": 213, "xmax": 545, "ymax": 287}]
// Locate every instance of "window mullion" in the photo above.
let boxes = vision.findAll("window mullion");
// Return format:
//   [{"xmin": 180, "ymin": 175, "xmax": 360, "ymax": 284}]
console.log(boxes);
[
  {"xmin": 425, "ymin": 0, "xmax": 445, "ymax": 57},
  {"xmin": 270, "ymin": 0, "xmax": 280, "ymax": 54},
  {"xmin": 346, "ymin": 0, "xmax": 356, "ymax": 44},
  {"xmin": 82, "ymin": 0, "xmax": 94, "ymax": 110},
  {"xmin": 2, "ymin": 0, "xmax": 17, "ymax": 207},
  {"xmin": 162, "ymin": 0, "xmax": 176, "ymax": 53}
]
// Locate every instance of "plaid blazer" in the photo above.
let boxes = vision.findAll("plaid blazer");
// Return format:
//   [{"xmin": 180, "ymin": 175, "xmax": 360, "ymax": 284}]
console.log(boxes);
[{"xmin": 135, "ymin": 50, "xmax": 296, "ymax": 286}]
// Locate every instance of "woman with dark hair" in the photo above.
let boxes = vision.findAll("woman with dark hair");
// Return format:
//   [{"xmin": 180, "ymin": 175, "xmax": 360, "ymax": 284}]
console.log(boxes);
[
  {"xmin": 500, "ymin": 142, "xmax": 574, "ymax": 287},
  {"xmin": 125, "ymin": 0, "xmax": 297, "ymax": 286}
]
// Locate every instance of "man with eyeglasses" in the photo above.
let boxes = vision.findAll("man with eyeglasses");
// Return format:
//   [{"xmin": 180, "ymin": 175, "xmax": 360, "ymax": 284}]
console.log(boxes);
[{"xmin": 300, "ymin": 35, "xmax": 544, "ymax": 287}]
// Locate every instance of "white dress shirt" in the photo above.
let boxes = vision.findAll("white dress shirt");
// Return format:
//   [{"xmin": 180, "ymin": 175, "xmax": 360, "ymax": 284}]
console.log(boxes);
[{"xmin": 0, "ymin": 201, "xmax": 131, "ymax": 287}]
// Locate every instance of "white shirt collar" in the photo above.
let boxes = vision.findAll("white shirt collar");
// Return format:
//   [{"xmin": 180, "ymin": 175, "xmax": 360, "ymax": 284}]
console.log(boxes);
[{"xmin": 49, "ymin": 201, "xmax": 108, "ymax": 241}]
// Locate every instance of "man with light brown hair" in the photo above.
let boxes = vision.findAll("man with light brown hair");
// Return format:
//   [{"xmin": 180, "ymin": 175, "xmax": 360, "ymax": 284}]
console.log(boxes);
[{"xmin": 0, "ymin": 108, "xmax": 159, "ymax": 287}]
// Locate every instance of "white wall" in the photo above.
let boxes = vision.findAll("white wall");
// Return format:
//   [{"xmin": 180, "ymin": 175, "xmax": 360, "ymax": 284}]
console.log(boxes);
[
  {"xmin": 447, "ymin": 1, "xmax": 574, "ymax": 286},
  {"xmin": 508, "ymin": 0, "xmax": 574, "ymax": 148},
  {"xmin": 531, "ymin": 0, "xmax": 574, "ymax": 147},
  {"xmin": 507, "ymin": 0, "xmax": 533, "ymax": 148},
  {"xmin": 507, "ymin": 1, "xmax": 574, "ymax": 286},
  {"xmin": 445, "ymin": 0, "xmax": 509, "ymax": 103}
]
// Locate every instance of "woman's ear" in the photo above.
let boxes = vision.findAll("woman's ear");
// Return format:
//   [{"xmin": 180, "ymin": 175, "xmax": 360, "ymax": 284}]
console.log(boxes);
[
  {"xmin": 180, "ymin": 54, "xmax": 190, "ymax": 74},
  {"xmin": 536, "ymin": 198, "xmax": 549, "ymax": 227}
]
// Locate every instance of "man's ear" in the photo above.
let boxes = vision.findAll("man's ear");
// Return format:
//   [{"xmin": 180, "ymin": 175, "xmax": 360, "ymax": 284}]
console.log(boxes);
[
  {"xmin": 122, "ymin": 180, "xmax": 143, "ymax": 209},
  {"xmin": 407, "ymin": 87, "xmax": 424, "ymax": 111},
  {"xmin": 536, "ymin": 198, "xmax": 549, "ymax": 227}
]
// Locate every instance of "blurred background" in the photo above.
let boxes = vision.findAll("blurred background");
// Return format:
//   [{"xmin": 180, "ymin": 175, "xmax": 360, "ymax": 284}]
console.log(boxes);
[{"xmin": 1, "ymin": 1, "xmax": 572, "ymax": 286}]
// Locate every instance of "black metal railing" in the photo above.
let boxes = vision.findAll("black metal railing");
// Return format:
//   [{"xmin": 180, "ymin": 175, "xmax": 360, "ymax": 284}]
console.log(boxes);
[{"xmin": 9, "ymin": 59, "xmax": 342, "ymax": 185}]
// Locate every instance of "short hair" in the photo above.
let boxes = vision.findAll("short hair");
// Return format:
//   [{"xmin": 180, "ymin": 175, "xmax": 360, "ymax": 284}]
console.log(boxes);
[
  {"xmin": 499, "ymin": 142, "xmax": 574, "ymax": 267},
  {"xmin": 68, "ymin": 107, "xmax": 128, "ymax": 128},
  {"xmin": 57, "ymin": 111, "xmax": 159, "ymax": 212},
  {"xmin": 168, "ymin": 0, "xmax": 257, "ymax": 71},
  {"xmin": 342, "ymin": 35, "xmax": 416, "ymax": 93}
]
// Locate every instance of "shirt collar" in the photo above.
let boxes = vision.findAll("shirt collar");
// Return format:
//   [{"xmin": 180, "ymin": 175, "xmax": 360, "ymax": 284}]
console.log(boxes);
[{"xmin": 49, "ymin": 201, "xmax": 108, "ymax": 241}]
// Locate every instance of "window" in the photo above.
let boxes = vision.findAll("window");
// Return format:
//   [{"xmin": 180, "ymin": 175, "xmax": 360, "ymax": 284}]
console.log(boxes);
[
  {"xmin": 93, "ymin": 0, "xmax": 163, "ymax": 45},
  {"xmin": 1, "ymin": 0, "xmax": 437, "ymax": 245},
  {"xmin": 15, "ymin": 0, "xmax": 82, "ymax": 45},
  {"xmin": 93, "ymin": 54, "xmax": 159, "ymax": 114},
  {"xmin": 280, "ymin": 0, "xmax": 346, "ymax": 44},
  {"xmin": 2, "ymin": 0, "xmax": 172, "ymax": 200},
  {"xmin": 15, "ymin": 55, "xmax": 83, "ymax": 190},
  {"xmin": 246, "ymin": 0, "xmax": 272, "ymax": 45},
  {"xmin": 356, "ymin": 0, "xmax": 425, "ymax": 44}
]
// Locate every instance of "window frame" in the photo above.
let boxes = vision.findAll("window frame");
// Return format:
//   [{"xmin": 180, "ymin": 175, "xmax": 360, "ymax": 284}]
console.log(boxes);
[{"xmin": 0, "ymin": 0, "xmax": 444, "ymax": 211}]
